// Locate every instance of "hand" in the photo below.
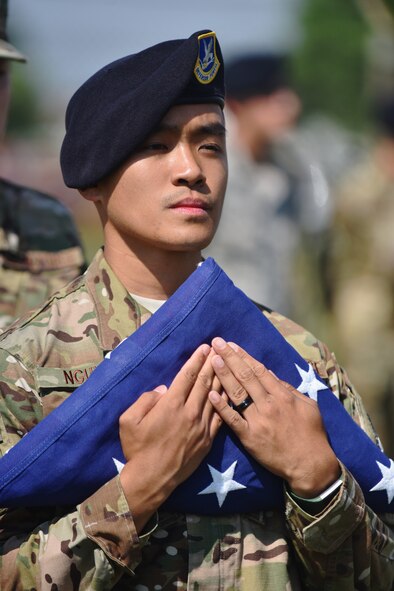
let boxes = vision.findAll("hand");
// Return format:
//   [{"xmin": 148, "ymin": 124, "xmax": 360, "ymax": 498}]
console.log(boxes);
[
  {"xmin": 208, "ymin": 338, "xmax": 340, "ymax": 498},
  {"xmin": 119, "ymin": 344, "xmax": 222, "ymax": 531}
]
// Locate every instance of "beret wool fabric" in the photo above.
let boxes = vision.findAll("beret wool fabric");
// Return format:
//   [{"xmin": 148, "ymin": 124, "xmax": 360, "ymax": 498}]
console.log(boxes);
[{"xmin": 60, "ymin": 30, "xmax": 225, "ymax": 189}]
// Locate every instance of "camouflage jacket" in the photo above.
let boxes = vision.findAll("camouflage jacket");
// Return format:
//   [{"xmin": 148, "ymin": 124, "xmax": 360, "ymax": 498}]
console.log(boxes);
[
  {"xmin": 0, "ymin": 249, "xmax": 393, "ymax": 590},
  {"xmin": 0, "ymin": 177, "xmax": 86, "ymax": 330},
  {"xmin": 327, "ymin": 156, "xmax": 394, "ymax": 457}
]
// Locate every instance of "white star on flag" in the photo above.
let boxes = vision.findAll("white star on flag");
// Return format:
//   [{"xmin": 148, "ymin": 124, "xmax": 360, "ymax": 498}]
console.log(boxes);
[
  {"xmin": 198, "ymin": 461, "xmax": 246, "ymax": 507},
  {"xmin": 295, "ymin": 363, "xmax": 327, "ymax": 401},
  {"xmin": 370, "ymin": 459, "xmax": 394, "ymax": 503}
]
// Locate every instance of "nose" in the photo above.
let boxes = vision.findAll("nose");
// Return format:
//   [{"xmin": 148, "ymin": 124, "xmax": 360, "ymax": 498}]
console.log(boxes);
[{"xmin": 171, "ymin": 144, "xmax": 206, "ymax": 188}]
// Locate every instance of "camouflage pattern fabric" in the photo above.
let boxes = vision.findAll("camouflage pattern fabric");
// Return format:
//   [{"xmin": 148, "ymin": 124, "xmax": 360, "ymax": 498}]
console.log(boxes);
[
  {"xmin": 0, "ymin": 178, "xmax": 86, "ymax": 330},
  {"xmin": 327, "ymin": 156, "xmax": 394, "ymax": 458},
  {"xmin": 0, "ymin": 249, "xmax": 393, "ymax": 590}
]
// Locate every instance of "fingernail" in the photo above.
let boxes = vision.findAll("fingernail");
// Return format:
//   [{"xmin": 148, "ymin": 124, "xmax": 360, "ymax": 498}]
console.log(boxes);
[
  {"xmin": 209, "ymin": 391, "xmax": 221, "ymax": 403},
  {"xmin": 154, "ymin": 385, "xmax": 167, "ymax": 394},
  {"xmin": 212, "ymin": 355, "xmax": 224, "ymax": 368},
  {"xmin": 200, "ymin": 343, "xmax": 210, "ymax": 356},
  {"xmin": 213, "ymin": 337, "xmax": 226, "ymax": 350}
]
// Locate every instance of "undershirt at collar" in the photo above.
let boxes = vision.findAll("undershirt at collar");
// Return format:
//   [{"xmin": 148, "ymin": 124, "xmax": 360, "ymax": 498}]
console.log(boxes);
[{"xmin": 130, "ymin": 292, "xmax": 167, "ymax": 314}]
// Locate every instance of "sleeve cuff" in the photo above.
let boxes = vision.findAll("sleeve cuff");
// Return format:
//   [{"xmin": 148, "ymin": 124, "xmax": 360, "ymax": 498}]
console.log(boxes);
[
  {"xmin": 79, "ymin": 476, "xmax": 158, "ymax": 572},
  {"xmin": 286, "ymin": 464, "xmax": 365, "ymax": 554}
]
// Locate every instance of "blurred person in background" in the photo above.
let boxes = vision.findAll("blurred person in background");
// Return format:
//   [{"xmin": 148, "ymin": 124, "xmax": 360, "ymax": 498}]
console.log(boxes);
[
  {"xmin": 205, "ymin": 54, "xmax": 331, "ymax": 318},
  {"xmin": 326, "ymin": 94, "xmax": 394, "ymax": 457},
  {"xmin": 0, "ymin": 0, "xmax": 85, "ymax": 330}
]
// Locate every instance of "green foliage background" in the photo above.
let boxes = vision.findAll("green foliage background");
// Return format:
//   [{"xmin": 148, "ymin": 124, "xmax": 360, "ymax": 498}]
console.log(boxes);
[
  {"xmin": 291, "ymin": 0, "xmax": 370, "ymax": 131},
  {"xmin": 7, "ymin": 62, "xmax": 41, "ymax": 137}
]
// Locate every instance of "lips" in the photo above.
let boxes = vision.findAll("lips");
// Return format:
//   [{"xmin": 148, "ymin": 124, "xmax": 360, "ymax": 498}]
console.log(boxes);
[{"xmin": 170, "ymin": 198, "xmax": 210, "ymax": 211}]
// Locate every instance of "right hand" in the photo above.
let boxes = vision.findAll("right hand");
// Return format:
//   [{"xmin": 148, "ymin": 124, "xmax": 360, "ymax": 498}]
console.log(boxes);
[{"xmin": 119, "ymin": 344, "xmax": 222, "ymax": 531}]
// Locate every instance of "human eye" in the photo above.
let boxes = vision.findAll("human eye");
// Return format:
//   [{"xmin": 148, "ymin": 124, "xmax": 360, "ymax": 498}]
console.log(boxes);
[
  {"xmin": 142, "ymin": 142, "xmax": 168, "ymax": 152},
  {"xmin": 200, "ymin": 140, "xmax": 225, "ymax": 154},
  {"xmin": 202, "ymin": 143, "xmax": 220, "ymax": 151}
]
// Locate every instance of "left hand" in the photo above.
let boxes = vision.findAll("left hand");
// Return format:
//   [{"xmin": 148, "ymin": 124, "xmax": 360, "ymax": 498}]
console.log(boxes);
[{"xmin": 208, "ymin": 337, "xmax": 340, "ymax": 498}]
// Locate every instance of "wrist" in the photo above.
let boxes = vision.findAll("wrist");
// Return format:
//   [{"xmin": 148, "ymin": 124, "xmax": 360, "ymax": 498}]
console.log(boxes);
[
  {"xmin": 287, "ymin": 458, "xmax": 341, "ymax": 499},
  {"xmin": 119, "ymin": 465, "xmax": 173, "ymax": 532},
  {"xmin": 287, "ymin": 473, "xmax": 343, "ymax": 515},
  {"xmin": 288, "ymin": 473, "xmax": 343, "ymax": 503}
]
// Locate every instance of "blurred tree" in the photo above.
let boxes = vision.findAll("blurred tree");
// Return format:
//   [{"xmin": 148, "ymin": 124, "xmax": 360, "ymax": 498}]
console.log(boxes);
[
  {"xmin": 7, "ymin": 63, "xmax": 41, "ymax": 138},
  {"xmin": 292, "ymin": 0, "xmax": 370, "ymax": 131},
  {"xmin": 356, "ymin": 0, "xmax": 394, "ymax": 99},
  {"xmin": 382, "ymin": 0, "xmax": 394, "ymax": 15}
]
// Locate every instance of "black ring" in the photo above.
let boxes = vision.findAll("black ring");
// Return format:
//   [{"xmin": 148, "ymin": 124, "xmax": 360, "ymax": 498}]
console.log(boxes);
[{"xmin": 234, "ymin": 395, "xmax": 254, "ymax": 414}]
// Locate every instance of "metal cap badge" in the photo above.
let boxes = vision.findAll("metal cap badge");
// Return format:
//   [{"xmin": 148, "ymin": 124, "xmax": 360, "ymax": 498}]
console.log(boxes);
[{"xmin": 194, "ymin": 31, "xmax": 220, "ymax": 84}]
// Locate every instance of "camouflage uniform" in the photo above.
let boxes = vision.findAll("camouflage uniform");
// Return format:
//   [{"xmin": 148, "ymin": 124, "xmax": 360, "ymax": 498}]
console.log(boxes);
[
  {"xmin": 0, "ymin": 178, "xmax": 85, "ymax": 330},
  {"xmin": 327, "ymin": 156, "xmax": 394, "ymax": 457},
  {"xmin": 0, "ymin": 249, "xmax": 393, "ymax": 590}
]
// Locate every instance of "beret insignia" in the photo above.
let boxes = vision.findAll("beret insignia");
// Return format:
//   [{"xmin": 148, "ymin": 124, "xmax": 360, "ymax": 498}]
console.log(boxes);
[{"xmin": 194, "ymin": 31, "xmax": 220, "ymax": 85}]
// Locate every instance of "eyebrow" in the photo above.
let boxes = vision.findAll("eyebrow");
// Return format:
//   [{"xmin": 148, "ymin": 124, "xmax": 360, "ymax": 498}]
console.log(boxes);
[{"xmin": 153, "ymin": 121, "xmax": 227, "ymax": 138}]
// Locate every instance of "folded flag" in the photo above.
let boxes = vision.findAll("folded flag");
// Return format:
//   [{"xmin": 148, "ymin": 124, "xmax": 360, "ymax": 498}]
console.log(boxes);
[{"xmin": 0, "ymin": 258, "xmax": 393, "ymax": 514}]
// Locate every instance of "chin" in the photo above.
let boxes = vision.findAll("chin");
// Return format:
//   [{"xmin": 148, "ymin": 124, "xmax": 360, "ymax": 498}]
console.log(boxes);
[{"xmin": 165, "ymin": 228, "xmax": 216, "ymax": 253}]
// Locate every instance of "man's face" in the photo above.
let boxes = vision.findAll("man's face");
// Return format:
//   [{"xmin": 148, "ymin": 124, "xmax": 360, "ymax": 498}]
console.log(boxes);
[
  {"xmin": 94, "ymin": 103, "xmax": 228, "ymax": 255},
  {"xmin": 0, "ymin": 59, "xmax": 11, "ymax": 141}
]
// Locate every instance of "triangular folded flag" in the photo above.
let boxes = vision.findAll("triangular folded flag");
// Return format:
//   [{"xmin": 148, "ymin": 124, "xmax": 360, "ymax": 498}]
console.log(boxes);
[{"xmin": 0, "ymin": 258, "xmax": 393, "ymax": 514}]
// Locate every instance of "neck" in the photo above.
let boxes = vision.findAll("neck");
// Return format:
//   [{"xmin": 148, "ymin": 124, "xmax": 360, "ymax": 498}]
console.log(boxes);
[{"xmin": 103, "ymin": 242, "xmax": 203, "ymax": 299}]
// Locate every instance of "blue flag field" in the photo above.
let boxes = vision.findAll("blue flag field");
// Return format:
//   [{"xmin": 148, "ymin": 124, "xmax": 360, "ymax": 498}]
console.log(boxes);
[{"xmin": 0, "ymin": 258, "xmax": 393, "ymax": 514}]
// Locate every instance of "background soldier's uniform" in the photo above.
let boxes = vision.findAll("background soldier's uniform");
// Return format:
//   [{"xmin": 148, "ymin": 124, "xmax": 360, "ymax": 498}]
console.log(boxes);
[
  {"xmin": 0, "ymin": 249, "xmax": 393, "ymax": 590},
  {"xmin": 327, "ymin": 156, "xmax": 394, "ymax": 458},
  {"xmin": 0, "ymin": 178, "xmax": 85, "ymax": 330}
]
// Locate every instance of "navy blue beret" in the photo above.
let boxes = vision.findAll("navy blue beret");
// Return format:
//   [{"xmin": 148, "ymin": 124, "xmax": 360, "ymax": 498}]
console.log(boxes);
[
  {"xmin": 225, "ymin": 54, "xmax": 290, "ymax": 100},
  {"xmin": 60, "ymin": 30, "xmax": 225, "ymax": 189}
]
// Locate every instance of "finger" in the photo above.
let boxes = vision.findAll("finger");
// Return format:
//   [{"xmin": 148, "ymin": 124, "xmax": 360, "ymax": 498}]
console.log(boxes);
[
  {"xmin": 208, "ymin": 390, "xmax": 247, "ymax": 436},
  {"xmin": 188, "ymin": 349, "xmax": 217, "ymax": 415},
  {"xmin": 212, "ymin": 338, "xmax": 281, "ymax": 404},
  {"xmin": 120, "ymin": 389, "xmax": 164, "ymax": 425},
  {"xmin": 211, "ymin": 374, "xmax": 222, "ymax": 395},
  {"xmin": 228, "ymin": 343, "xmax": 283, "ymax": 394},
  {"xmin": 211, "ymin": 338, "xmax": 264, "ymax": 408},
  {"xmin": 211, "ymin": 353, "xmax": 251, "ymax": 408},
  {"xmin": 169, "ymin": 343, "xmax": 211, "ymax": 403},
  {"xmin": 154, "ymin": 384, "xmax": 168, "ymax": 394},
  {"xmin": 208, "ymin": 399, "xmax": 223, "ymax": 438}
]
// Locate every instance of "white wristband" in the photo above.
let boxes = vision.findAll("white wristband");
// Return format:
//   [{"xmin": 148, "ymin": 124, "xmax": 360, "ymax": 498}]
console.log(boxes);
[{"xmin": 289, "ymin": 475, "xmax": 343, "ymax": 504}]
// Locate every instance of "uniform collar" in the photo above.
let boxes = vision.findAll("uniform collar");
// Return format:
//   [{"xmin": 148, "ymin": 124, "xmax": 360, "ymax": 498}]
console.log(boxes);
[{"xmin": 85, "ymin": 248, "xmax": 152, "ymax": 353}]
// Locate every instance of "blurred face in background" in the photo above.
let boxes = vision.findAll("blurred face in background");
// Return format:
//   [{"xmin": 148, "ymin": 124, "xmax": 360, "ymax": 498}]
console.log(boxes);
[
  {"xmin": 228, "ymin": 88, "xmax": 301, "ymax": 160},
  {"xmin": 0, "ymin": 59, "xmax": 11, "ymax": 141}
]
